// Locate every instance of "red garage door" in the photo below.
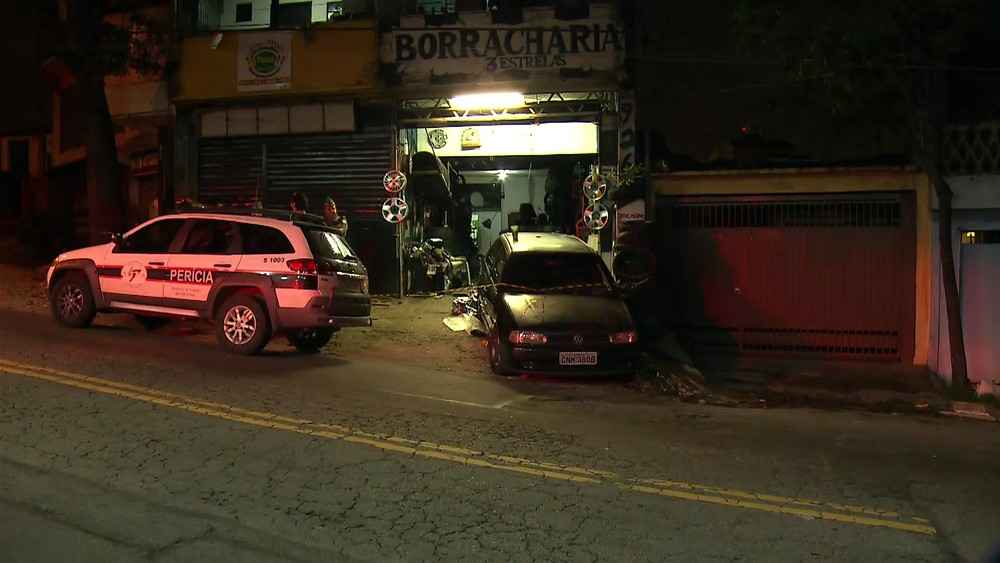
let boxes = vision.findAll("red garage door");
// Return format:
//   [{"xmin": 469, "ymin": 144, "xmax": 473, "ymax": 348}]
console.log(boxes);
[{"xmin": 662, "ymin": 193, "xmax": 916, "ymax": 361}]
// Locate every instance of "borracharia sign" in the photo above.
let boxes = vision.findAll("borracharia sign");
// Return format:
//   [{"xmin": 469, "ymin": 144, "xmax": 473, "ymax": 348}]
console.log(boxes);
[{"xmin": 382, "ymin": 7, "xmax": 624, "ymax": 86}]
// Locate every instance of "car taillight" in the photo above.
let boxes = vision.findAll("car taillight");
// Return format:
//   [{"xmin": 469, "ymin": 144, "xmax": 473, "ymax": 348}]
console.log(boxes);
[
  {"xmin": 509, "ymin": 330, "xmax": 548, "ymax": 345},
  {"xmin": 609, "ymin": 331, "xmax": 638, "ymax": 345},
  {"xmin": 287, "ymin": 259, "xmax": 317, "ymax": 274}
]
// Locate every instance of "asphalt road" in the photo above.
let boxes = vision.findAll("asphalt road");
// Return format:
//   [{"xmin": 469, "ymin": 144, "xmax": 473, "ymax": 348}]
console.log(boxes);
[{"xmin": 1, "ymin": 308, "xmax": 999, "ymax": 562}]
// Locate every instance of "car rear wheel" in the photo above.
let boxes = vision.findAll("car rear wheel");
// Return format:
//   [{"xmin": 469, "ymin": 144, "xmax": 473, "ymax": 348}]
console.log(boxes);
[
  {"xmin": 488, "ymin": 333, "xmax": 515, "ymax": 376},
  {"xmin": 50, "ymin": 273, "xmax": 96, "ymax": 328},
  {"xmin": 287, "ymin": 327, "xmax": 335, "ymax": 353},
  {"xmin": 216, "ymin": 296, "xmax": 270, "ymax": 355}
]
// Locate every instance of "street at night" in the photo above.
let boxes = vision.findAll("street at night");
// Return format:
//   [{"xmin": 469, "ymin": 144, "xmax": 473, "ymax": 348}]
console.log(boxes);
[
  {"xmin": 4, "ymin": 0, "xmax": 1000, "ymax": 561},
  {"xmin": 1, "ymin": 307, "xmax": 998, "ymax": 561}
]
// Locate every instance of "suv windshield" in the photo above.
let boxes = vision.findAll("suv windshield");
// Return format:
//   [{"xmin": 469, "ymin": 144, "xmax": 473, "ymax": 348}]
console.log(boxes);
[
  {"xmin": 305, "ymin": 228, "xmax": 358, "ymax": 261},
  {"xmin": 501, "ymin": 252, "xmax": 612, "ymax": 294}
]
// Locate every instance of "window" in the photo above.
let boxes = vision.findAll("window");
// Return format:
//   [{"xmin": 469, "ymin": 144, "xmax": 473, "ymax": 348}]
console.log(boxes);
[
  {"xmin": 961, "ymin": 230, "xmax": 1000, "ymax": 245},
  {"xmin": 181, "ymin": 220, "xmax": 239, "ymax": 254},
  {"xmin": 235, "ymin": 2, "xmax": 253, "ymax": 23},
  {"xmin": 327, "ymin": 1, "xmax": 344, "ymax": 19},
  {"xmin": 305, "ymin": 229, "xmax": 358, "ymax": 261},
  {"xmin": 501, "ymin": 252, "xmax": 610, "ymax": 293},
  {"xmin": 274, "ymin": 2, "xmax": 311, "ymax": 27},
  {"xmin": 241, "ymin": 223, "xmax": 294, "ymax": 254},
  {"xmin": 417, "ymin": 0, "xmax": 455, "ymax": 14},
  {"xmin": 116, "ymin": 219, "xmax": 185, "ymax": 254}
]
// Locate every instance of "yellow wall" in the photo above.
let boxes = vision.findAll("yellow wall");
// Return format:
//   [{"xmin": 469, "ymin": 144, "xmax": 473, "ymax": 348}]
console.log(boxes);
[
  {"xmin": 653, "ymin": 167, "xmax": 932, "ymax": 367},
  {"xmin": 175, "ymin": 23, "xmax": 378, "ymax": 103}
]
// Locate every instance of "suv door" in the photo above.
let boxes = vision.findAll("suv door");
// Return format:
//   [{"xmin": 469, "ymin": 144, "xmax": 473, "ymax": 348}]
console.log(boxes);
[
  {"xmin": 165, "ymin": 219, "xmax": 241, "ymax": 304},
  {"xmin": 236, "ymin": 222, "xmax": 296, "ymax": 277},
  {"xmin": 101, "ymin": 218, "xmax": 185, "ymax": 302}
]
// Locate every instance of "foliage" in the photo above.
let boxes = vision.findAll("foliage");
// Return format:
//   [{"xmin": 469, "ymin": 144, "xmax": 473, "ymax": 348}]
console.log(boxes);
[
  {"xmin": 57, "ymin": 1, "xmax": 168, "ymax": 79},
  {"xmin": 611, "ymin": 163, "xmax": 655, "ymax": 203},
  {"xmin": 733, "ymin": 0, "xmax": 987, "ymax": 136}
]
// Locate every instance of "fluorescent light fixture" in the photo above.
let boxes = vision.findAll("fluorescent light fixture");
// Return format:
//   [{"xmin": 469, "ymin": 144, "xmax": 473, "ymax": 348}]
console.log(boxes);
[{"xmin": 450, "ymin": 92, "xmax": 525, "ymax": 111}]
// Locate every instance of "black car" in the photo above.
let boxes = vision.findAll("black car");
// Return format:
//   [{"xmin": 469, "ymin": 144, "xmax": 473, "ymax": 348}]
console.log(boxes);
[{"xmin": 477, "ymin": 231, "xmax": 640, "ymax": 376}]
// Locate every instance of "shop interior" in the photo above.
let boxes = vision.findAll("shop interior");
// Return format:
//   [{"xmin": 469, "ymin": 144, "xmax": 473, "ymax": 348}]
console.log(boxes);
[{"xmin": 402, "ymin": 104, "xmax": 602, "ymax": 292}]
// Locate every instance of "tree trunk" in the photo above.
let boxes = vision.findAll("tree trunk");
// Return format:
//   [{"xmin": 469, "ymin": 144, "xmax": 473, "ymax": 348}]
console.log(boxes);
[
  {"xmin": 84, "ymin": 72, "xmax": 123, "ymax": 244},
  {"xmin": 933, "ymin": 174, "xmax": 972, "ymax": 395}
]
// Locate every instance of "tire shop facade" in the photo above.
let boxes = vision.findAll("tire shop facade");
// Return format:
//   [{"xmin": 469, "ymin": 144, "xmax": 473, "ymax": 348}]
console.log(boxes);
[
  {"xmin": 653, "ymin": 167, "xmax": 934, "ymax": 368},
  {"xmin": 378, "ymin": 1, "xmax": 630, "ymax": 287},
  {"xmin": 172, "ymin": 19, "xmax": 402, "ymax": 293}
]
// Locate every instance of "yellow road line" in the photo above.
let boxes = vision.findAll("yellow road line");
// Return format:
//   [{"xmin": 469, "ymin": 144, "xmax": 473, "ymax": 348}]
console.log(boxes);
[{"xmin": 0, "ymin": 358, "xmax": 936, "ymax": 536}]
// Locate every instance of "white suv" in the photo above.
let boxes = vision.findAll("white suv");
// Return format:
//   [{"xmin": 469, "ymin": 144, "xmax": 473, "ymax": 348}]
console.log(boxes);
[{"xmin": 46, "ymin": 209, "xmax": 371, "ymax": 355}]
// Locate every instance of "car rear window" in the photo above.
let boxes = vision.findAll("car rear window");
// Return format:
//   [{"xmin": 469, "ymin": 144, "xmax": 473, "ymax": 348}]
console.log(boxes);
[
  {"xmin": 241, "ymin": 223, "xmax": 294, "ymax": 254},
  {"xmin": 501, "ymin": 253, "xmax": 611, "ymax": 292},
  {"xmin": 305, "ymin": 228, "xmax": 358, "ymax": 261}
]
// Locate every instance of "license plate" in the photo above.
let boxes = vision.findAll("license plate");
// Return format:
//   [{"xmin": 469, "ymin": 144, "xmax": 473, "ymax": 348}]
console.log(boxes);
[{"xmin": 559, "ymin": 351, "xmax": 598, "ymax": 366}]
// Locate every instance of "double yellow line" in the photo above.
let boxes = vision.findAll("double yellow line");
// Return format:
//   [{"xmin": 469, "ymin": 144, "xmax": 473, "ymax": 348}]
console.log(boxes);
[{"xmin": 0, "ymin": 358, "xmax": 936, "ymax": 536}]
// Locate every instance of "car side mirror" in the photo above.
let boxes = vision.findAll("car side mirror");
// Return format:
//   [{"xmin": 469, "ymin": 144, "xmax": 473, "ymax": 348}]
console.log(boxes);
[{"xmin": 107, "ymin": 232, "xmax": 124, "ymax": 247}]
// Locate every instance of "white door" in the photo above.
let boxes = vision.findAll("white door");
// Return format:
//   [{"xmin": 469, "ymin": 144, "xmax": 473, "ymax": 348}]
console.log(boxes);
[
  {"xmin": 101, "ymin": 218, "xmax": 186, "ymax": 301},
  {"xmin": 163, "ymin": 219, "xmax": 241, "ymax": 303},
  {"xmin": 961, "ymin": 233, "xmax": 1000, "ymax": 385}
]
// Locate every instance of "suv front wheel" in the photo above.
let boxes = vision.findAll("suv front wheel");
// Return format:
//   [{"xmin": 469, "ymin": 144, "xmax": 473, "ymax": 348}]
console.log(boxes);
[
  {"xmin": 287, "ymin": 327, "xmax": 335, "ymax": 353},
  {"xmin": 50, "ymin": 273, "xmax": 96, "ymax": 328},
  {"xmin": 216, "ymin": 295, "xmax": 270, "ymax": 355}
]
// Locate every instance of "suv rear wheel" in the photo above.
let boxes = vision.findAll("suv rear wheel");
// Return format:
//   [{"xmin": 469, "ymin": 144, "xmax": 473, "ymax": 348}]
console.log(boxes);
[
  {"xmin": 50, "ymin": 273, "xmax": 96, "ymax": 328},
  {"xmin": 216, "ymin": 295, "xmax": 270, "ymax": 355},
  {"xmin": 287, "ymin": 327, "xmax": 335, "ymax": 353}
]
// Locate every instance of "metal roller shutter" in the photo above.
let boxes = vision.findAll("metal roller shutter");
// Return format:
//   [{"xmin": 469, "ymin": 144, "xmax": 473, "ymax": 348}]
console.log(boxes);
[
  {"xmin": 197, "ymin": 129, "xmax": 394, "ymax": 219},
  {"xmin": 661, "ymin": 193, "xmax": 916, "ymax": 361},
  {"xmin": 261, "ymin": 130, "xmax": 394, "ymax": 221},
  {"xmin": 197, "ymin": 137, "xmax": 263, "ymax": 205}
]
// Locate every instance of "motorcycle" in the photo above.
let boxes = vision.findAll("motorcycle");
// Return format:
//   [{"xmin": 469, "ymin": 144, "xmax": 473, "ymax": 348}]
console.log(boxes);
[{"xmin": 407, "ymin": 238, "xmax": 471, "ymax": 293}]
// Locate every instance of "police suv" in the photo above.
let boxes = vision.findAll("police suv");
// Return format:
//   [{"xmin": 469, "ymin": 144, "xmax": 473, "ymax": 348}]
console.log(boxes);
[{"xmin": 46, "ymin": 209, "xmax": 371, "ymax": 355}]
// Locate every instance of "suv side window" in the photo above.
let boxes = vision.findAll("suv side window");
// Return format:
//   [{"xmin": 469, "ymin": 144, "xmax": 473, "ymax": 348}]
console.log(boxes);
[
  {"xmin": 181, "ymin": 220, "xmax": 240, "ymax": 254},
  {"xmin": 115, "ymin": 219, "xmax": 185, "ymax": 254},
  {"xmin": 241, "ymin": 223, "xmax": 294, "ymax": 254}
]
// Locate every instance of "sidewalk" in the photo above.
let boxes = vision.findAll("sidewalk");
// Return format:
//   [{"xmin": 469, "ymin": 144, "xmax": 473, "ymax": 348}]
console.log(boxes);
[
  {"xmin": 692, "ymin": 354, "xmax": 998, "ymax": 421},
  {"xmin": 0, "ymin": 264, "xmax": 48, "ymax": 315}
]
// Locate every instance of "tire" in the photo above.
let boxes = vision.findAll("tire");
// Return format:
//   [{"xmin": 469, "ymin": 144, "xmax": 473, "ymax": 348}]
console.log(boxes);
[
  {"xmin": 135, "ymin": 315, "xmax": 170, "ymax": 331},
  {"xmin": 50, "ymin": 272, "xmax": 96, "ymax": 328},
  {"xmin": 215, "ymin": 295, "xmax": 270, "ymax": 355},
  {"xmin": 287, "ymin": 327, "xmax": 335, "ymax": 354},
  {"xmin": 488, "ymin": 332, "xmax": 515, "ymax": 376}
]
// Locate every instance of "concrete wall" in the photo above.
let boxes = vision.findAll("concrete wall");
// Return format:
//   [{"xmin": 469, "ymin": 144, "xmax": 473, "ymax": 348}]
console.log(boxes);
[
  {"xmin": 928, "ymin": 174, "xmax": 1000, "ymax": 392},
  {"xmin": 175, "ymin": 22, "xmax": 378, "ymax": 103},
  {"xmin": 217, "ymin": 0, "xmax": 343, "ymax": 28}
]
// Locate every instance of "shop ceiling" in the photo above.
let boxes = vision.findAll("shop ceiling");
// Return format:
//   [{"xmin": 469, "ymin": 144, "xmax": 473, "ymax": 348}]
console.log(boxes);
[{"xmin": 398, "ymin": 90, "xmax": 616, "ymax": 127}]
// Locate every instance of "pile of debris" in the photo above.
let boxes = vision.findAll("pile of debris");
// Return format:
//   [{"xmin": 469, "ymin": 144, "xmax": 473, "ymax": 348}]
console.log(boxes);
[
  {"xmin": 633, "ymin": 355, "xmax": 709, "ymax": 400},
  {"xmin": 442, "ymin": 294, "xmax": 486, "ymax": 337}
]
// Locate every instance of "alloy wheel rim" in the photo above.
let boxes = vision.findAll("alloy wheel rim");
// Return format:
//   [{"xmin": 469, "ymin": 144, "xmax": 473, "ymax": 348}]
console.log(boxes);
[
  {"xmin": 58, "ymin": 285, "xmax": 84, "ymax": 319},
  {"xmin": 223, "ymin": 305, "xmax": 257, "ymax": 345}
]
